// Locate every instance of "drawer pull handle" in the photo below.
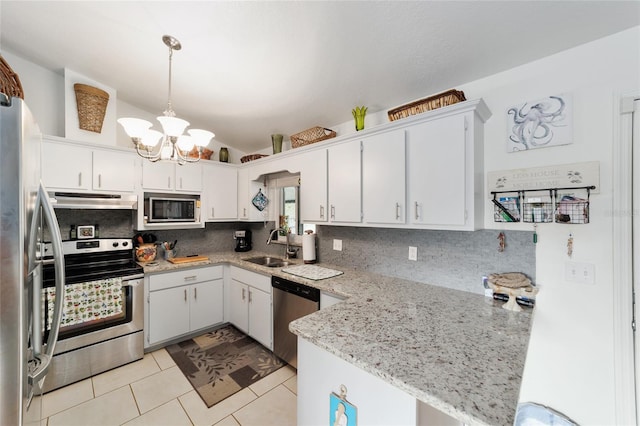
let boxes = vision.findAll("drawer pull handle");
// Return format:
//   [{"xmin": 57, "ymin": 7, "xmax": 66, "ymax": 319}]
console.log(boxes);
[
  {"xmin": 184, "ymin": 275, "xmax": 197, "ymax": 281},
  {"xmin": 184, "ymin": 289, "xmax": 187, "ymax": 301},
  {"xmin": 194, "ymin": 288, "xmax": 197, "ymax": 299}
]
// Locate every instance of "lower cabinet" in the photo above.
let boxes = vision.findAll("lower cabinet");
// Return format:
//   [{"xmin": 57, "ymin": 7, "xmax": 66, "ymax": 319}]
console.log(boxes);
[
  {"xmin": 229, "ymin": 266, "xmax": 272, "ymax": 350},
  {"xmin": 298, "ymin": 338, "xmax": 463, "ymax": 426},
  {"xmin": 146, "ymin": 265, "xmax": 224, "ymax": 347}
]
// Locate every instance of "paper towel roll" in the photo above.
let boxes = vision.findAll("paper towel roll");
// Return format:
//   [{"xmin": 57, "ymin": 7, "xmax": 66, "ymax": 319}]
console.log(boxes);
[{"xmin": 302, "ymin": 233, "xmax": 316, "ymax": 264}]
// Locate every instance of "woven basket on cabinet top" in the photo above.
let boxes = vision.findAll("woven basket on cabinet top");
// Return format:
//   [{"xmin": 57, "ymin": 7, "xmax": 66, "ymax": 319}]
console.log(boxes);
[
  {"xmin": 74, "ymin": 83, "xmax": 110, "ymax": 133},
  {"xmin": 0, "ymin": 55, "xmax": 24, "ymax": 100},
  {"xmin": 290, "ymin": 126, "xmax": 336, "ymax": 148},
  {"xmin": 387, "ymin": 89, "xmax": 466, "ymax": 121}
]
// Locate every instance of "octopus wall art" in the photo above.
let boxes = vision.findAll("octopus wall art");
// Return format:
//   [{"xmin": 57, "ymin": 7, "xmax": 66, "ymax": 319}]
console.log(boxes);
[{"xmin": 506, "ymin": 94, "xmax": 572, "ymax": 152}]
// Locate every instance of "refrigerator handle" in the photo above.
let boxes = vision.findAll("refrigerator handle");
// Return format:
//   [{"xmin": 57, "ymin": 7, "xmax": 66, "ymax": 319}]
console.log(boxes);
[{"xmin": 28, "ymin": 182, "xmax": 65, "ymax": 385}]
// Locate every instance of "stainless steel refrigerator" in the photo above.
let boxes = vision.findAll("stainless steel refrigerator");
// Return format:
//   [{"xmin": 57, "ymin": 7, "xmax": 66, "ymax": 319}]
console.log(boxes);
[{"xmin": 0, "ymin": 96, "xmax": 65, "ymax": 425}]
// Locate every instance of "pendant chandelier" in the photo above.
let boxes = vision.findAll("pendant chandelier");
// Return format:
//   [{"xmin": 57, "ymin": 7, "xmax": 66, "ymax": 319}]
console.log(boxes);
[{"xmin": 118, "ymin": 35, "xmax": 213, "ymax": 165}]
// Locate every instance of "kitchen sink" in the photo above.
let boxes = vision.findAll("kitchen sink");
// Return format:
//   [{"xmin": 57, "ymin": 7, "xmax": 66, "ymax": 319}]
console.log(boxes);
[{"xmin": 243, "ymin": 256, "xmax": 293, "ymax": 268}]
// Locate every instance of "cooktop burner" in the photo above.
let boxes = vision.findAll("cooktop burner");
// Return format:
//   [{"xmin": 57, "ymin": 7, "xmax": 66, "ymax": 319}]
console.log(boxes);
[{"xmin": 43, "ymin": 238, "xmax": 144, "ymax": 285}]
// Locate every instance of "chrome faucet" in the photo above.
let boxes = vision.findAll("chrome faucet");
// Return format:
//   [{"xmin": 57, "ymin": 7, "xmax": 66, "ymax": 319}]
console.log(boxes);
[{"xmin": 267, "ymin": 228, "xmax": 297, "ymax": 259}]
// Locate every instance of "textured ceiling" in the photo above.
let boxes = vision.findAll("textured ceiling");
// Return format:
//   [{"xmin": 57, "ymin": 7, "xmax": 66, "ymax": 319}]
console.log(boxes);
[{"xmin": 1, "ymin": 1, "xmax": 638, "ymax": 153}]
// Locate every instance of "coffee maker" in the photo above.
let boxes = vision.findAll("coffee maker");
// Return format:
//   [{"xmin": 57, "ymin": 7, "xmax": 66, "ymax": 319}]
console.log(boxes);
[{"xmin": 234, "ymin": 229, "xmax": 252, "ymax": 252}]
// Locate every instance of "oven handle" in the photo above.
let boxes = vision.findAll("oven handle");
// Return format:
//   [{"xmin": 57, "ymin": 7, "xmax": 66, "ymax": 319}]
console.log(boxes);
[
  {"xmin": 29, "ymin": 182, "xmax": 66, "ymax": 386},
  {"xmin": 121, "ymin": 274, "xmax": 145, "ymax": 283}
]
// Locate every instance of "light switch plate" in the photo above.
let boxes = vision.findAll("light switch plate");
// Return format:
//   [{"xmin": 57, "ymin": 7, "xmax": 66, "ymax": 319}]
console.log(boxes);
[
  {"xmin": 408, "ymin": 246, "xmax": 417, "ymax": 261},
  {"xmin": 333, "ymin": 239, "xmax": 343, "ymax": 251},
  {"xmin": 565, "ymin": 261, "xmax": 595, "ymax": 284}
]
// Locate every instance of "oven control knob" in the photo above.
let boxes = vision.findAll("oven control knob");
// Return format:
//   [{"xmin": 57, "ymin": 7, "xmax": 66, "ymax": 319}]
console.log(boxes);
[
  {"xmin": 122, "ymin": 241, "xmax": 128, "ymax": 247},
  {"xmin": 112, "ymin": 242, "xmax": 119, "ymax": 247}
]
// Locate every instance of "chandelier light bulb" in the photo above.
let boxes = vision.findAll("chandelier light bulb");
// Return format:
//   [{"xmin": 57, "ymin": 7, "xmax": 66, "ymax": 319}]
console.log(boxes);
[
  {"xmin": 142, "ymin": 130, "xmax": 163, "ymax": 148},
  {"xmin": 117, "ymin": 118, "xmax": 152, "ymax": 139},
  {"xmin": 177, "ymin": 135, "xmax": 195, "ymax": 151},
  {"xmin": 188, "ymin": 129, "xmax": 214, "ymax": 147}
]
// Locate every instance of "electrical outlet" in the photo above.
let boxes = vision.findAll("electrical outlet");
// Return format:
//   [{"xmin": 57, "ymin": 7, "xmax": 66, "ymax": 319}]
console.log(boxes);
[
  {"xmin": 333, "ymin": 239, "xmax": 343, "ymax": 251},
  {"xmin": 565, "ymin": 262, "xmax": 595, "ymax": 284},
  {"xmin": 408, "ymin": 246, "xmax": 417, "ymax": 261}
]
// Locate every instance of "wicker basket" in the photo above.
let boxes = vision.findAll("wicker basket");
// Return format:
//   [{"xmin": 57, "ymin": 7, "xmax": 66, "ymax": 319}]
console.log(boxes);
[
  {"xmin": 241, "ymin": 153, "xmax": 269, "ymax": 163},
  {"xmin": 290, "ymin": 126, "xmax": 336, "ymax": 148},
  {"xmin": 387, "ymin": 89, "xmax": 466, "ymax": 121},
  {"xmin": 0, "ymin": 55, "xmax": 24, "ymax": 101},
  {"xmin": 74, "ymin": 83, "xmax": 109, "ymax": 133}
]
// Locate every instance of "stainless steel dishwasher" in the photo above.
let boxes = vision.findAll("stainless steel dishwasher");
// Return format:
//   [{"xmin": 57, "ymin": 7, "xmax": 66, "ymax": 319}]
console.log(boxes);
[{"xmin": 272, "ymin": 276, "xmax": 320, "ymax": 369}]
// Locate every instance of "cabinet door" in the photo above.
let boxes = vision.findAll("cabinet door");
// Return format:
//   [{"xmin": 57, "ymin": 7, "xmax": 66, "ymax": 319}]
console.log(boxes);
[
  {"xmin": 362, "ymin": 130, "xmax": 406, "ymax": 224},
  {"xmin": 92, "ymin": 150, "xmax": 136, "ymax": 192},
  {"xmin": 328, "ymin": 140, "xmax": 361, "ymax": 223},
  {"xmin": 299, "ymin": 149, "xmax": 328, "ymax": 223},
  {"xmin": 176, "ymin": 163, "xmax": 202, "ymax": 192},
  {"xmin": 142, "ymin": 161, "xmax": 175, "ymax": 190},
  {"xmin": 237, "ymin": 168, "xmax": 249, "ymax": 220},
  {"xmin": 41, "ymin": 141, "xmax": 92, "ymax": 190},
  {"xmin": 229, "ymin": 279, "xmax": 249, "ymax": 333},
  {"xmin": 203, "ymin": 164, "xmax": 238, "ymax": 221},
  {"xmin": 248, "ymin": 286, "xmax": 272, "ymax": 350},
  {"xmin": 190, "ymin": 280, "xmax": 224, "ymax": 331},
  {"xmin": 148, "ymin": 286, "xmax": 190, "ymax": 345},
  {"xmin": 407, "ymin": 115, "xmax": 467, "ymax": 226}
]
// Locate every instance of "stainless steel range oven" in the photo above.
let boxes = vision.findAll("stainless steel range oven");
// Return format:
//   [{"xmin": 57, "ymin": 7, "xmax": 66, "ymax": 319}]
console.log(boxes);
[{"xmin": 41, "ymin": 238, "xmax": 144, "ymax": 393}]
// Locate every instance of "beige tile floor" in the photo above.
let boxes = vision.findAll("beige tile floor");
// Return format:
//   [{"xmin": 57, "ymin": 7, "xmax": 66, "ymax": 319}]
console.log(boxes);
[{"xmin": 41, "ymin": 349, "xmax": 298, "ymax": 426}]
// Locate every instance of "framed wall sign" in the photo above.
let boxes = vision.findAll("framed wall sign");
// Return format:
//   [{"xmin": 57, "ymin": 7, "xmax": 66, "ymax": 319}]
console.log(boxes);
[{"xmin": 330, "ymin": 385, "xmax": 357, "ymax": 426}]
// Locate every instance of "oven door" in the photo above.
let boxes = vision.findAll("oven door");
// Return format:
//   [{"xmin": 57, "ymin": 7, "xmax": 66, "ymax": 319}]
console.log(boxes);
[{"xmin": 42, "ymin": 275, "xmax": 143, "ymax": 355}]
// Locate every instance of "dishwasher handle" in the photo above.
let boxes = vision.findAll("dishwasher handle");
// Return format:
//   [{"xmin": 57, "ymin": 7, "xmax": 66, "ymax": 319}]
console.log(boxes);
[{"xmin": 271, "ymin": 276, "xmax": 320, "ymax": 303}]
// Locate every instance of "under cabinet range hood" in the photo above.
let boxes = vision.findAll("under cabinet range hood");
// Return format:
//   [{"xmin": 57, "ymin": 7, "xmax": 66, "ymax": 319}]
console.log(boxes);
[{"xmin": 48, "ymin": 192, "xmax": 138, "ymax": 210}]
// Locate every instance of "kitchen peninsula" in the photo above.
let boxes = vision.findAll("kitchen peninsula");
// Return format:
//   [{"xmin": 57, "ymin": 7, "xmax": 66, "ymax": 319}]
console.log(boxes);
[{"xmin": 140, "ymin": 252, "xmax": 532, "ymax": 426}]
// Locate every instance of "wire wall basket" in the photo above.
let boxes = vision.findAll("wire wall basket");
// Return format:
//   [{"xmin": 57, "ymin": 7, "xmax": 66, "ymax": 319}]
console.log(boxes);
[{"xmin": 491, "ymin": 186, "xmax": 594, "ymax": 225}]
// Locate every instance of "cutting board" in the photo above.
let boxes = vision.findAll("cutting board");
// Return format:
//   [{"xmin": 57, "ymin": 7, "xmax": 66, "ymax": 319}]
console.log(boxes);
[{"xmin": 167, "ymin": 256, "xmax": 209, "ymax": 264}]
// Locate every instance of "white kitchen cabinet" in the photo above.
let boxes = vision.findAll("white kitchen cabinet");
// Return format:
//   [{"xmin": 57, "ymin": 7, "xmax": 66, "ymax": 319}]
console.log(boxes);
[
  {"xmin": 229, "ymin": 266, "xmax": 272, "ymax": 349},
  {"xmin": 202, "ymin": 163, "xmax": 238, "ymax": 221},
  {"xmin": 176, "ymin": 163, "xmax": 202, "ymax": 192},
  {"xmin": 327, "ymin": 139, "xmax": 362, "ymax": 223},
  {"xmin": 237, "ymin": 167, "xmax": 267, "ymax": 221},
  {"xmin": 142, "ymin": 161, "xmax": 202, "ymax": 192},
  {"xmin": 42, "ymin": 140, "xmax": 92, "ymax": 190},
  {"xmin": 42, "ymin": 137, "xmax": 137, "ymax": 192},
  {"xmin": 92, "ymin": 149, "xmax": 136, "ymax": 192},
  {"xmin": 146, "ymin": 265, "xmax": 224, "ymax": 347},
  {"xmin": 299, "ymin": 149, "xmax": 328, "ymax": 223},
  {"xmin": 362, "ymin": 129, "xmax": 406, "ymax": 224}
]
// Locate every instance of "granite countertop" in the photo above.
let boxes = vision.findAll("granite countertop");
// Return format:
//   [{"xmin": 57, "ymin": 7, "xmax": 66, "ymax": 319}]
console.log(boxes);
[{"xmin": 139, "ymin": 251, "xmax": 532, "ymax": 426}]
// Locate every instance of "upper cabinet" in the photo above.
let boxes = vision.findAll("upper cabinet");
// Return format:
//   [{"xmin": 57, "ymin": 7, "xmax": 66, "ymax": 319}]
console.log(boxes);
[
  {"xmin": 202, "ymin": 163, "xmax": 238, "ymax": 221},
  {"xmin": 405, "ymin": 101, "xmax": 490, "ymax": 230},
  {"xmin": 299, "ymin": 149, "xmax": 328, "ymax": 223},
  {"xmin": 237, "ymin": 167, "xmax": 267, "ymax": 221},
  {"xmin": 142, "ymin": 161, "xmax": 202, "ymax": 192},
  {"xmin": 42, "ymin": 137, "xmax": 136, "ymax": 192},
  {"xmin": 362, "ymin": 129, "xmax": 406, "ymax": 225},
  {"xmin": 327, "ymin": 140, "xmax": 362, "ymax": 223}
]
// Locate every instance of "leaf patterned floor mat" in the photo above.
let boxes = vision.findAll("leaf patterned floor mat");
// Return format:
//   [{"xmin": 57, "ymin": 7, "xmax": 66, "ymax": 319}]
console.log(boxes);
[{"xmin": 166, "ymin": 324, "xmax": 284, "ymax": 407}]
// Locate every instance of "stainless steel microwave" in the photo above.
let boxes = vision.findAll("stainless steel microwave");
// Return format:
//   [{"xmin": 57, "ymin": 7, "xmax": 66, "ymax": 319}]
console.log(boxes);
[{"xmin": 146, "ymin": 196, "xmax": 198, "ymax": 223}]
